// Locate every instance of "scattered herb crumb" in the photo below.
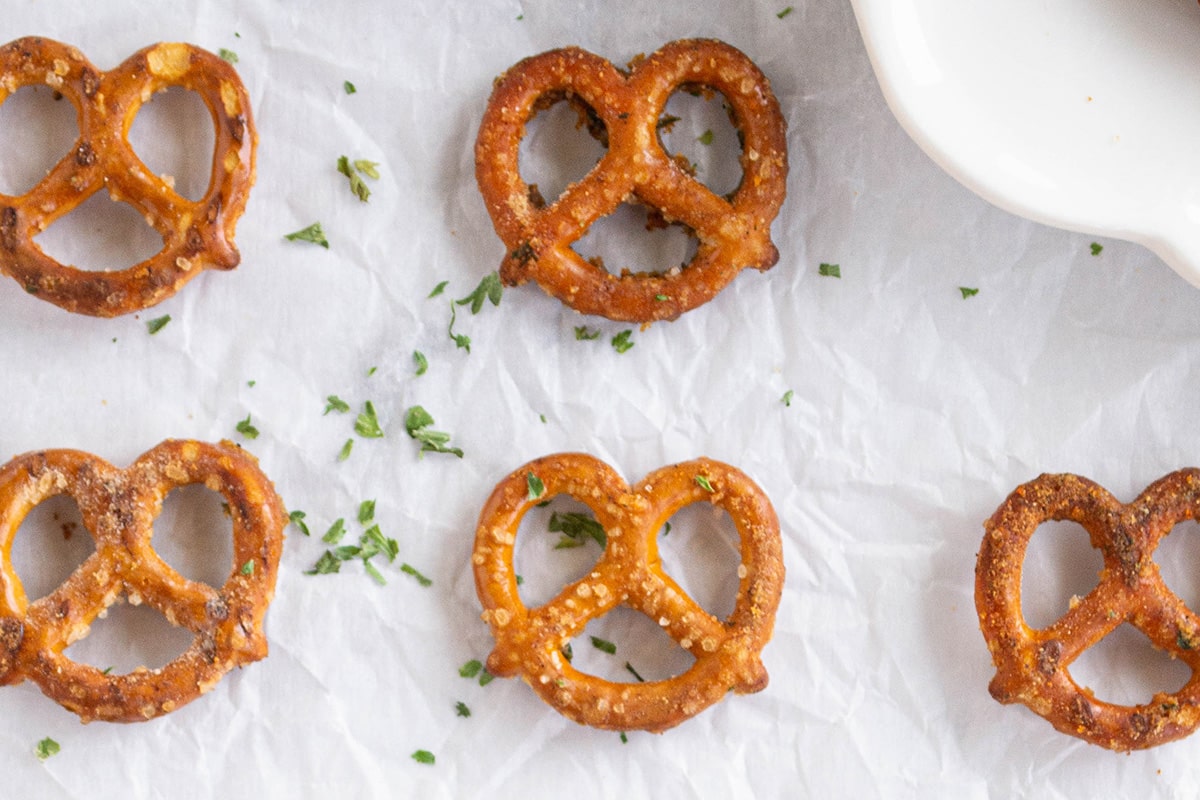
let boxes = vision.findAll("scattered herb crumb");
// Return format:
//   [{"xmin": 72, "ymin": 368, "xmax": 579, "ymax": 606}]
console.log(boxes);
[
  {"xmin": 35, "ymin": 737, "xmax": 59, "ymax": 761},
  {"xmin": 240, "ymin": 559, "xmax": 255, "ymax": 575},
  {"xmin": 284, "ymin": 222, "xmax": 329, "ymax": 248},
  {"xmin": 324, "ymin": 395, "xmax": 350, "ymax": 415},
  {"xmin": 478, "ymin": 671, "xmax": 494, "ymax": 686},
  {"xmin": 697, "ymin": 129, "xmax": 714, "ymax": 146},
  {"xmin": 620, "ymin": 732, "xmax": 629, "ymax": 743},
  {"xmin": 625, "ymin": 662, "xmax": 645, "ymax": 682},
  {"xmin": 322, "ymin": 518, "xmax": 347, "ymax": 544},
  {"xmin": 366, "ymin": 366, "xmax": 377, "ymax": 377},
  {"xmin": 781, "ymin": 389, "xmax": 794, "ymax": 407},
  {"xmin": 413, "ymin": 351, "xmax": 428, "ymax": 376},
  {"xmin": 401, "ymin": 563, "xmax": 433, "ymax": 587},
  {"xmin": 548, "ymin": 511, "xmax": 606, "ymax": 549},
  {"xmin": 777, "ymin": 6, "xmax": 794, "ymax": 18},
  {"xmin": 818, "ymin": 263, "xmax": 841, "ymax": 278},
  {"xmin": 218, "ymin": 48, "xmax": 239, "ymax": 63},
  {"xmin": 358, "ymin": 500, "xmax": 375, "ymax": 524},
  {"xmin": 1090, "ymin": 242, "xmax": 1103, "ymax": 256},
  {"xmin": 288, "ymin": 510, "xmax": 311, "ymax": 536},
  {"xmin": 455, "ymin": 701, "xmax": 471, "ymax": 717},
  {"xmin": 343, "ymin": 80, "xmax": 357, "ymax": 94},
  {"xmin": 428, "ymin": 280, "xmax": 449, "ymax": 298},
  {"xmin": 575, "ymin": 325, "xmax": 601, "ymax": 341},
  {"xmin": 459, "ymin": 659, "xmax": 484, "ymax": 679},
  {"xmin": 337, "ymin": 438, "xmax": 354, "ymax": 462},
  {"xmin": 456, "ymin": 272, "xmax": 503, "ymax": 314},
  {"xmin": 959, "ymin": 286, "xmax": 979, "ymax": 299},
  {"xmin": 695, "ymin": 474, "xmax": 714, "ymax": 492},
  {"xmin": 611, "ymin": 330, "xmax": 635, "ymax": 353},
  {"xmin": 354, "ymin": 401, "xmax": 384, "ymax": 438},
  {"xmin": 448, "ymin": 303, "xmax": 471, "ymax": 353},
  {"xmin": 411, "ymin": 750, "xmax": 435, "ymax": 765},
  {"xmin": 337, "ymin": 155, "xmax": 379, "ymax": 202},
  {"xmin": 236, "ymin": 414, "xmax": 260, "ymax": 440},
  {"xmin": 404, "ymin": 405, "xmax": 463, "ymax": 457},
  {"xmin": 146, "ymin": 315, "xmax": 171, "ymax": 334},
  {"xmin": 527, "ymin": 471, "xmax": 545, "ymax": 500},
  {"xmin": 590, "ymin": 636, "xmax": 617, "ymax": 655}
]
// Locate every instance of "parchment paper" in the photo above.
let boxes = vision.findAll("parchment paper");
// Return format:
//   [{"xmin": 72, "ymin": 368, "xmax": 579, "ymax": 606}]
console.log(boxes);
[{"xmin": 2, "ymin": 1, "xmax": 1200, "ymax": 797}]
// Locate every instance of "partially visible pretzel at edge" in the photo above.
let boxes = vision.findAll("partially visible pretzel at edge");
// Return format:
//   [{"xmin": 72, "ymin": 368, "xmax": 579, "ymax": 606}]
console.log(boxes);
[
  {"xmin": 0, "ymin": 37, "xmax": 256, "ymax": 316},
  {"xmin": 475, "ymin": 39, "xmax": 788, "ymax": 323},
  {"xmin": 0, "ymin": 439, "xmax": 284, "ymax": 723},
  {"xmin": 977, "ymin": 469, "xmax": 1200, "ymax": 750},
  {"xmin": 473, "ymin": 453, "xmax": 784, "ymax": 733}
]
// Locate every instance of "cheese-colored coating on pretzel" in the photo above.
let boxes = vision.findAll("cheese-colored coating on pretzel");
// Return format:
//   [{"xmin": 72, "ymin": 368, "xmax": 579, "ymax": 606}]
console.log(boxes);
[
  {"xmin": 473, "ymin": 453, "xmax": 783, "ymax": 732},
  {"xmin": 0, "ymin": 37, "xmax": 257, "ymax": 316},
  {"xmin": 475, "ymin": 39, "xmax": 788, "ymax": 323},
  {"xmin": 977, "ymin": 470, "xmax": 1200, "ymax": 750},
  {"xmin": 0, "ymin": 439, "xmax": 284, "ymax": 723}
]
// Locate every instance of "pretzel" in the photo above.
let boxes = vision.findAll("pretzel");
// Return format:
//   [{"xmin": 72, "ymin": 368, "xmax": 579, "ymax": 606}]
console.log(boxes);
[
  {"xmin": 976, "ymin": 470, "xmax": 1200, "ymax": 750},
  {"xmin": 0, "ymin": 439, "xmax": 284, "ymax": 723},
  {"xmin": 473, "ymin": 453, "xmax": 783, "ymax": 732},
  {"xmin": 475, "ymin": 39, "xmax": 788, "ymax": 323},
  {"xmin": 0, "ymin": 37, "xmax": 256, "ymax": 316}
]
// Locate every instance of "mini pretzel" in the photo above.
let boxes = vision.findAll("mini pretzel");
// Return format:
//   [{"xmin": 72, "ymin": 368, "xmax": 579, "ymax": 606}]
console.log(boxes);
[
  {"xmin": 0, "ymin": 439, "xmax": 284, "ymax": 723},
  {"xmin": 976, "ymin": 470, "xmax": 1200, "ymax": 750},
  {"xmin": 0, "ymin": 37, "xmax": 256, "ymax": 316},
  {"xmin": 475, "ymin": 39, "xmax": 788, "ymax": 323},
  {"xmin": 473, "ymin": 453, "xmax": 783, "ymax": 732}
]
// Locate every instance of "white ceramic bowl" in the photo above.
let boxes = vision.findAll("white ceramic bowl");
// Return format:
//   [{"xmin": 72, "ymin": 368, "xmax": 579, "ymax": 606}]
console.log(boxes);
[{"xmin": 850, "ymin": 0, "xmax": 1200, "ymax": 286}]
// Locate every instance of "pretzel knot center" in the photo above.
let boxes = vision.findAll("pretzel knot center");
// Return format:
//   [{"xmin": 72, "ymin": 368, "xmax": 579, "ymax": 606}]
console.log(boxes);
[
  {"xmin": 474, "ymin": 453, "xmax": 783, "ymax": 732},
  {"xmin": 0, "ymin": 440, "xmax": 283, "ymax": 723},
  {"xmin": 977, "ymin": 469, "xmax": 1200, "ymax": 750}
]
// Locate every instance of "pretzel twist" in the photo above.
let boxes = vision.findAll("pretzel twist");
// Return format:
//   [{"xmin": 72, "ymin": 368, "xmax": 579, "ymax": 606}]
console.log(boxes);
[
  {"xmin": 475, "ymin": 39, "xmax": 788, "ymax": 323},
  {"xmin": 0, "ymin": 37, "xmax": 256, "ymax": 316},
  {"xmin": 473, "ymin": 453, "xmax": 783, "ymax": 732},
  {"xmin": 0, "ymin": 440, "xmax": 284, "ymax": 723},
  {"xmin": 976, "ymin": 470, "xmax": 1200, "ymax": 750}
]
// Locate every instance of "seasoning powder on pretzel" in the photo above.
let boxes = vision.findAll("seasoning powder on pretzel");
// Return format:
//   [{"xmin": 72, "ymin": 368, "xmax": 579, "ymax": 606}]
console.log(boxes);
[
  {"xmin": 475, "ymin": 39, "xmax": 788, "ymax": 323},
  {"xmin": 0, "ymin": 37, "xmax": 257, "ymax": 316},
  {"xmin": 976, "ymin": 470, "xmax": 1200, "ymax": 750},
  {"xmin": 0, "ymin": 440, "xmax": 284, "ymax": 723},
  {"xmin": 473, "ymin": 453, "xmax": 784, "ymax": 733}
]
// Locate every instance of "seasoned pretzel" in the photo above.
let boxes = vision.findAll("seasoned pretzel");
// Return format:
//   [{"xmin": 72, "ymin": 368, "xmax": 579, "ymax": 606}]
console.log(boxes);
[
  {"xmin": 0, "ymin": 37, "xmax": 256, "ymax": 316},
  {"xmin": 0, "ymin": 439, "xmax": 284, "ymax": 723},
  {"xmin": 473, "ymin": 453, "xmax": 783, "ymax": 732},
  {"xmin": 976, "ymin": 470, "xmax": 1200, "ymax": 750},
  {"xmin": 475, "ymin": 39, "xmax": 788, "ymax": 323}
]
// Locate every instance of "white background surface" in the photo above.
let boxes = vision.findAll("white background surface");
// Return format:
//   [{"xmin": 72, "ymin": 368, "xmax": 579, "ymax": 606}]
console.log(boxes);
[{"xmin": 0, "ymin": 1, "xmax": 1199, "ymax": 798}]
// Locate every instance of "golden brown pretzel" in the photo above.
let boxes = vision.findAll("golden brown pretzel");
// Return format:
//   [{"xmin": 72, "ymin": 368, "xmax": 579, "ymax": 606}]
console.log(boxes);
[
  {"xmin": 976, "ymin": 470, "xmax": 1200, "ymax": 750},
  {"xmin": 0, "ymin": 37, "xmax": 256, "ymax": 316},
  {"xmin": 0, "ymin": 439, "xmax": 284, "ymax": 723},
  {"xmin": 473, "ymin": 453, "xmax": 784, "ymax": 732},
  {"xmin": 475, "ymin": 39, "xmax": 788, "ymax": 323}
]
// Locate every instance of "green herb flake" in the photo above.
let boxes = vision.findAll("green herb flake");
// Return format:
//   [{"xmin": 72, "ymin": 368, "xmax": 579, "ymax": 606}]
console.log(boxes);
[
  {"xmin": 358, "ymin": 500, "xmax": 376, "ymax": 524},
  {"xmin": 324, "ymin": 395, "xmax": 350, "ymax": 415},
  {"xmin": 662, "ymin": 521, "xmax": 672, "ymax": 537},
  {"xmin": 590, "ymin": 635, "xmax": 617, "ymax": 655},
  {"xmin": 818, "ymin": 262, "xmax": 841, "ymax": 278},
  {"xmin": 448, "ymin": 303, "xmax": 471, "ymax": 353},
  {"xmin": 35, "ymin": 737, "xmax": 59, "ymax": 761},
  {"xmin": 355, "ymin": 401, "xmax": 384, "ymax": 438},
  {"xmin": 240, "ymin": 559, "xmax": 255, "ymax": 575},
  {"xmin": 625, "ymin": 662, "xmax": 645, "ymax": 682},
  {"xmin": 146, "ymin": 315, "xmax": 171, "ymax": 334},
  {"xmin": 353, "ymin": 159, "xmax": 380, "ymax": 180},
  {"xmin": 695, "ymin": 475, "xmax": 714, "ymax": 492},
  {"xmin": 575, "ymin": 325, "xmax": 601, "ymax": 341},
  {"xmin": 411, "ymin": 750, "xmax": 435, "ymax": 765},
  {"xmin": 343, "ymin": 80, "xmax": 357, "ymax": 94},
  {"xmin": 305, "ymin": 551, "xmax": 342, "ymax": 575},
  {"xmin": 697, "ymin": 129, "xmax": 714, "ymax": 146},
  {"xmin": 611, "ymin": 330, "xmax": 635, "ymax": 353},
  {"xmin": 655, "ymin": 294, "xmax": 669, "ymax": 301},
  {"xmin": 777, "ymin": 6, "xmax": 794, "ymax": 18},
  {"xmin": 284, "ymin": 222, "xmax": 329, "ymax": 248},
  {"xmin": 413, "ymin": 351, "xmax": 428, "ymax": 376},
  {"xmin": 959, "ymin": 286, "xmax": 980, "ymax": 299},
  {"xmin": 337, "ymin": 438, "xmax": 354, "ymax": 462},
  {"xmin": 322, "ymin": 518, "xmax": 348, "ymax": 544},
  {"xmin": 218, "ymin": 48, "xmax": 239, "ymax": 63},
  {"xmin": 236, "ymin": 414, "xmax": 260, "ymax": 440},
  {"xmin": 548, "ymin": 511, "xmax": 606, "ymax": 548},
  {"xmin": 527, "ymin": 471, "xmax": 545, "ymax": 500},
  {"xmin": 781, "ymin": 389, "xmax": 794, "ymax": 407},
  {"xmin": 455, "ymin": 271, "xmax": 503, "ymax": 314},
  {"xmin": 562, "ymin": 642, "xmax": 574, "ymax": 662},
  {"xmin": 288, "ymin": 510, "xmax": 311, "ymax": 536},
  {"xmin": 337, "ymin": 155, "xmax": 377, "ymax": 202},
  {"xmin": 1090, "ymin": 242, "xmax": 1103, "ymax": 256},
  {"xmin": 478, "ymin": 670, "xmax": 495, "ymax": 686},
  {"xmin": 459, "ymin": 659, "xmax": 483, "ymax": 679},
  {"xmin": 428, "ymin": 280, "xmax": 449, "ymax": 298},
  {"xmin": 455, "ymin": 701, "xmax": 471, "ymax": 717},
  {"xmin": 657, "ymin": 114, "xmax": 681, "ymax": 131},
  {"xmin": 404, "ymin": 405, "xmax": 464, "ymax": 458},
  {"xmin": 401, "ymin": 563, "xmax": 433, "ymax": 587}
]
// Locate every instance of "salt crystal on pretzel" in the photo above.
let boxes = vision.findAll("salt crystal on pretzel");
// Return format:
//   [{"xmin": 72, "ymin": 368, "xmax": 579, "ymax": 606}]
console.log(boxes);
[
  {"xmin": 0, "ymin": 37, "xmax": 256, "ymax": 316},
  {"xmin": 473, "ymin": 452, "xmax": 784, "ymax": 732},
  {"xmin": 475, "ymin": 39, "xmax": 788, "ymax": 323},
  {"xmin": 0, "ymin": 439, "xmax": 284, "ymax": 723}
]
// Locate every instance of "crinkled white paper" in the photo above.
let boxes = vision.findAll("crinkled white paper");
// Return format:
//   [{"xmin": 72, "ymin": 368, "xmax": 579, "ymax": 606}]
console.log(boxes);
[{"xmin": 1, "ymin": 1, "xmax": 1199, "ymax": 797}]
